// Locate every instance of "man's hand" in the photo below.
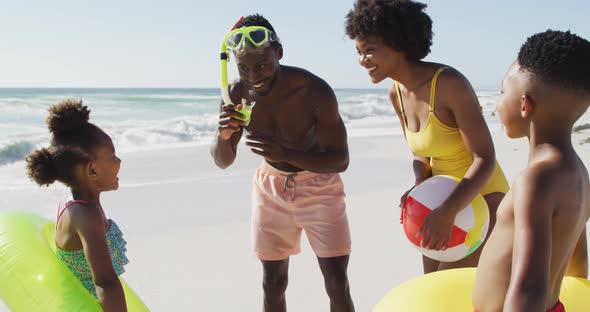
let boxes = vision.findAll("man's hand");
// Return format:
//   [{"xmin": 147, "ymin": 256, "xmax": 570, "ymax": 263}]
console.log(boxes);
[
  {"xmin": 218, "ymin": 104, "xmax": 246, "ymax": 140},
  {"xmin": 245, "ymin": 133, "xmax": 289, "ymax": 162}
]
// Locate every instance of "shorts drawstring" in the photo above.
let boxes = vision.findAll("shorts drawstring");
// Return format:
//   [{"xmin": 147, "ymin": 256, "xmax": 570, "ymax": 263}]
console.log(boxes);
[{"xmin": 281, "ymin": 173, "xmax": 298, "ymax": 200}]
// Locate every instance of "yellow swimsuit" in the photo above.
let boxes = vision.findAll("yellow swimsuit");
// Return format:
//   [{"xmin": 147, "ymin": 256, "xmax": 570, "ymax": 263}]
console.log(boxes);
[{"xmin": 395, "ymin": 67, "xmax": 509, "ymax": 195}]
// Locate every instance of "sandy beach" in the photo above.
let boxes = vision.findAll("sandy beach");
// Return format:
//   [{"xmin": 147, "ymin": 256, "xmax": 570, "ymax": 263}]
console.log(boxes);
[{"xmin": 1, "ymin": 120, "xmax": 589, "ymax": 311}]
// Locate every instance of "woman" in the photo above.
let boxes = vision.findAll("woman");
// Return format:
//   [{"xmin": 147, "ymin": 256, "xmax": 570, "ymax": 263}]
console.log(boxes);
[{"xmin": 345, "ymin": 0, "xmax": 509, "ymax": 273}]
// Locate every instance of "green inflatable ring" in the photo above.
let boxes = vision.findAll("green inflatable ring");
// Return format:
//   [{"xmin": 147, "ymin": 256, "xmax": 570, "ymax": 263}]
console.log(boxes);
[{"xmin": 0, "ymin": 211, "xmax": 149, "ymax": 311}]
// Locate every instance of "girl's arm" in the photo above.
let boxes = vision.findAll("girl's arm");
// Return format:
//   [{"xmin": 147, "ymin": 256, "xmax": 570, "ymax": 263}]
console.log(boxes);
[{"xmin": 70, "ymin": 204, "xmax": 127, "ymax": 312}]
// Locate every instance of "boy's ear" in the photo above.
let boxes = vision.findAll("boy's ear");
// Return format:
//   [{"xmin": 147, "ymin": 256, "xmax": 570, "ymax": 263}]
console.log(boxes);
[
  {"xmin": 520, "ymin": 94, "xmax": 536, "ymax": 118},
  {"xmin": 276, "ymin": 46, "xmax": 283, "ymax": 60}
]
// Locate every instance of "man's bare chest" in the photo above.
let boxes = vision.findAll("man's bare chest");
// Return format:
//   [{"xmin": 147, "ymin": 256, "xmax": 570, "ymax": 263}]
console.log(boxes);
[{"xmin": 245, "ymin": 100, "xmax": 316, "ymax": 147}]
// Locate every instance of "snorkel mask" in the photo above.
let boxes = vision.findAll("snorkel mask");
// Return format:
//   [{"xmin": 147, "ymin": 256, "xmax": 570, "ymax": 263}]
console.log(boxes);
[
  {"xmin": 220, "ymin": 17, "xmax": 281, "ymax": 125},
  {"xmin": 226, "ymin": 26, "xmax": 281, "ymax": 52}
]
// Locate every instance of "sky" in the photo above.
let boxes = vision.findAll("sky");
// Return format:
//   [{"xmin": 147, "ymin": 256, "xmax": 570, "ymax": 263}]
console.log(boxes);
[{"xmin": 0, "ymin": 0, "xmax": 588, "ymax": 90}]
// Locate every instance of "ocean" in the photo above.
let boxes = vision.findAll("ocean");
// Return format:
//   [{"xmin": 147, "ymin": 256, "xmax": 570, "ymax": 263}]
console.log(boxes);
[{"xmin": 0, "ymin": 88, "xmax": 503, "ymax": 167}]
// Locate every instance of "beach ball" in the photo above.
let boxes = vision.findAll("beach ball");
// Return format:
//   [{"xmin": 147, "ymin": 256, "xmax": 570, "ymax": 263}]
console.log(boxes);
[{"xmin": 402, "ymin": 175, "xmax": 490, "ymax": 262}]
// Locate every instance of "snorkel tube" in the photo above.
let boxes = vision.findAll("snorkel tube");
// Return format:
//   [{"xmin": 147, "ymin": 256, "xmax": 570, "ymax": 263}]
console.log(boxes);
[
  {"xmin": 220, "ymin": 16, "xmax": 244, "ymax": 106},
  {"xmin": 220, "ymin": 16, "xmax": 256, "ymax": 125}
]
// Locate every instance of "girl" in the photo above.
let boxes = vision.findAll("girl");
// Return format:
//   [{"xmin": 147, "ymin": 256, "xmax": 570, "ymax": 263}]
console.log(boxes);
[
  {"xmin": 345, "ymin": 0, "xmax": 509, "ymax": 273},
  {"xmin": 26, "ymin": 99, "xmax": 127, "ymax": 311}
]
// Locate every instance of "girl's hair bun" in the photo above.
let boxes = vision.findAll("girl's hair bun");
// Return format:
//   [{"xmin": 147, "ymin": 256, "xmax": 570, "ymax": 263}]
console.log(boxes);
[
  {"xmin": 25, "ymin": 147, "xmax": 58, "ymax": 186},
  {"xmin": 46, "ymin": 99, "xmax": 91, "ymax": 135}
]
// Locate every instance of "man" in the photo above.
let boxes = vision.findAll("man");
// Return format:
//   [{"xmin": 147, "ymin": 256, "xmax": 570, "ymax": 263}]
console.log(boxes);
[{"xmin": 211, "ymin": 14, "xmax": 355, "ymax": 312}]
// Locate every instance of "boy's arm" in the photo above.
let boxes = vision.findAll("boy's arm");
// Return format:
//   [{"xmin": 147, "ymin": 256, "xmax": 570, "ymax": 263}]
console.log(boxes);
[
  {"xmin": 566, "ymin": 228, "xmax": 588, "ymax": 278},
  {"xmin": 504, "ymin": 169, "xmax": 555, "ymax": 312}
]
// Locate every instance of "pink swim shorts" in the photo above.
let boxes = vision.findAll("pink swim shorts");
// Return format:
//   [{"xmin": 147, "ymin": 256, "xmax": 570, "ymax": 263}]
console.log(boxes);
[{"xmin": 251, "ymin": 162, "xmax": 352, "ymax": 261}]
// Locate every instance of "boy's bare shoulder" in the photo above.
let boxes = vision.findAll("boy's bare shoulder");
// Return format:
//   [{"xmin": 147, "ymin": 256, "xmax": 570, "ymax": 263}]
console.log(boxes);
[{"xmin": 516, "ymin": 148, "xmax": 577, "ymax": 201}]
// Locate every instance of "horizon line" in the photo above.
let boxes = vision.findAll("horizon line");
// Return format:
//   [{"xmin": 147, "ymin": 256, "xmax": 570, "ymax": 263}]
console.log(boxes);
[{"xmin": 0, "ymin": 86, "xmax": 499, "ymax": 91}]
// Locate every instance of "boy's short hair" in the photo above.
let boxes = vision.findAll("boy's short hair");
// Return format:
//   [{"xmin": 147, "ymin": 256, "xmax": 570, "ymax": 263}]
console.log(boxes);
[
  {"xmin": 518, "ymin": 30, "xmax": 590, "ymax": 95},
  {"xmin": 345, "ymin": 0, "xmax": 433, "ymax": 61}
]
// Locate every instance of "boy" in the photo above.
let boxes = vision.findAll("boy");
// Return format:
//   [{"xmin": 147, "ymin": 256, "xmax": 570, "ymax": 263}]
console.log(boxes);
[{"xmin": 473, "ymin": 30, "xmax": 590, "ymax": 312}]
